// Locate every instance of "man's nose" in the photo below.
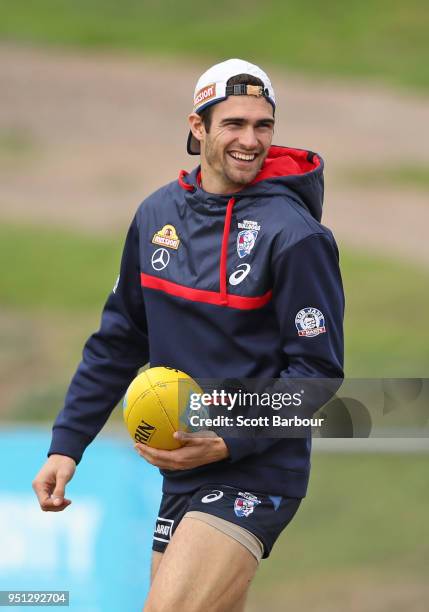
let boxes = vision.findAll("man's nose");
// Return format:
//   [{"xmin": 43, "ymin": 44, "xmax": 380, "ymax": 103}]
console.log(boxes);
[{"xmin": 238, "ymin": 126, "xmax": 258, "ymax": 149}]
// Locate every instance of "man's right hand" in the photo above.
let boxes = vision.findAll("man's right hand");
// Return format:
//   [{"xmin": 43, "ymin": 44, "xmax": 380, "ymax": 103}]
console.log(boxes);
[{"xmin": 32, "ymin": 454, "xmax": 76, "ymax": 512}]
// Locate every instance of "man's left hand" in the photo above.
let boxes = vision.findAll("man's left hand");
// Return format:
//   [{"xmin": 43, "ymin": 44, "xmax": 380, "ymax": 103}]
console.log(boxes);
[{"xmin": 135, "ymin": 431, "xmax": 229, "ymax": 470}]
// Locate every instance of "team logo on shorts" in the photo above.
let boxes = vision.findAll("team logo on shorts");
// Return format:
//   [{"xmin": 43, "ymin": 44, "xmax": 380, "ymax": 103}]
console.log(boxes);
[
  {"xmin": 152, "ymin": 224, "xmax": 180, "ymax": 249},
  {"xmin": 237, "ymin": 230, "xmax": 258, "ymax": 258},
  {"xmin": 234, "ymin": 491, "xmax": 261, "ymax": 518},
  {"xmin": 295, "ymin": 307, "xmax": 326, "ymax": 337},
  {"xmin": 153, "ymin": 517, "xmax": 174, "ymax": 543}
]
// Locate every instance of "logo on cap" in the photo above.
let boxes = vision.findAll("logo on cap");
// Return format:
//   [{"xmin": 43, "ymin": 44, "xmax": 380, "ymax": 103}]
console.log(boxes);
[{"xmin": 194, "ymin": 83, "xmax": 216, "ymax": 110}]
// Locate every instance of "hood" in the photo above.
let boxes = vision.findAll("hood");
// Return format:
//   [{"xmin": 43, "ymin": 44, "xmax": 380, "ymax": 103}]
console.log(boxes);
[{"xmin": 178, "ymin": 145, "xmax": 324, "ymax": 222}]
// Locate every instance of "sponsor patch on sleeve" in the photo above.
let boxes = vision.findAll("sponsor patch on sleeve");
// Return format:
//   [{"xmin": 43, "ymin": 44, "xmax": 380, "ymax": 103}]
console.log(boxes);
[{"xmin": 295, "ymin": 307, "xmax": 326, "ymax": 337}]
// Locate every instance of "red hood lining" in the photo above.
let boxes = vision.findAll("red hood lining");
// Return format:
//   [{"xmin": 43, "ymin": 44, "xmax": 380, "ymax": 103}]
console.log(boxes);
[
  {"xmin": 251, "ymin": 146, "xmax": 320, "ymax": 184},
  {"xmin": 180, "ymin": 146, "xmax": 320, "ymax": 191}
]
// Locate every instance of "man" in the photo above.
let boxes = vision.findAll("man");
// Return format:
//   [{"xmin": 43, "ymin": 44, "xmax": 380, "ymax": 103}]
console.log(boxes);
[{"xmin": 33, "ymin": 59, "xmax": 344, "ymax": 611}]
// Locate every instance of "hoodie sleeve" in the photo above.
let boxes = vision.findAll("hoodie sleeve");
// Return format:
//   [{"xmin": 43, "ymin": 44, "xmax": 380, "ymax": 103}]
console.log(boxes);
[
  {"xmin": 223, "ymin": 231, "xmax": 345, "ymax": 463},
  {"xmin": 48, "ymin": 214, "xmax": 149, "ymax": 464}
]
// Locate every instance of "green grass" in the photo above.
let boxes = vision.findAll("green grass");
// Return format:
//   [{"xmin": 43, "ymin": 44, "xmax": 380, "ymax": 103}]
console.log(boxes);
[
  {"xmin": 253, "ymin": 452, "xmax": 429, "ymax": 606},
  {"xmin": 0, "ymin": 128, "xmax": 38, "ymax": 155},
  {"xmin": 0, "ymin": 223, "xmax": 123, "ymax": 312},
  {"xmin": 341, "ymin": 249, "xmax": 429, "ymax": 375},
  {"xmin": 0, "ymin": 222, "xmax": 428, "ymax": 376},
  {"xmin": 345, "ymin": 165, "xmax": 429, "ymax": 190},
  {"xmin": 258, "ymin": 453, "xmax": 429, "ymax": 580},
  {"xmin": 1, "ymin": 1, "xmax": 429, "ymax": 90}
]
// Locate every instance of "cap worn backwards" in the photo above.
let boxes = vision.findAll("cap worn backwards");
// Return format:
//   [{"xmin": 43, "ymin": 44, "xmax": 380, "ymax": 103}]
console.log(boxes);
[{"xmin": 187, "ymin": 58, "xmax": 276, "ymax": 155}]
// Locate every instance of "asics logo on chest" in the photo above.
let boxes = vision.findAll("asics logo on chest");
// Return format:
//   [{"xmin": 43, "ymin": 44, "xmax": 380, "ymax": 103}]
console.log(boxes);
[{"xmin": 229, "ymin": 264, "xmax": 251, "ymax": 286}]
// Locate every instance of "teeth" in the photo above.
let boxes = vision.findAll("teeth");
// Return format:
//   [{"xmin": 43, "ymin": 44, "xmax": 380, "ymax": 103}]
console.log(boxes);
[{"xmin": 230, "ymin": 152, "xmax": 256, "ymax": 161}]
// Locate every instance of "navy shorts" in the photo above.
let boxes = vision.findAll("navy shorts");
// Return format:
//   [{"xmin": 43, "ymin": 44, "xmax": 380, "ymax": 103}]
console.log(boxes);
[{"xmin": 152, "ymin": 484, "xmax": 302, "ymax": 559}]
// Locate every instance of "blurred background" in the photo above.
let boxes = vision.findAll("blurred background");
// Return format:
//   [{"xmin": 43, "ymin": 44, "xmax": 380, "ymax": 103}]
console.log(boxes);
[{"xmin": 0, "ymin": 1, "xmax": 428, "ymax": 610}]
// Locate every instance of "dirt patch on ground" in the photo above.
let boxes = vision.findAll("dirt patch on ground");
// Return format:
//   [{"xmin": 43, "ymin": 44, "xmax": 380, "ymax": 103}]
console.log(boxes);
[{"xmin": 1, "ymin": 43, "xmax": 428, "ymax": 265}]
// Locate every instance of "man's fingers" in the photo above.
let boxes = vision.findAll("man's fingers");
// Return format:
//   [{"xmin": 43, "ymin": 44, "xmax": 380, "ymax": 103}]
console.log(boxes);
[
  {"xmin": 134, "ymin": 443, "xmax": 178, "ymax": 469},
  {"xmin": 51, "ymin": 473, "xmax": 70, "ymax": 506},
  {"xmin": 174, "ymin": 430, "xmax": 218, "ymax": 442},
  {"xmin": 33, "ymin": 481, "xmax": 72, "ymax": 512},
  {"xmin": 49, "ymin": 497, "xmax": 72, "ymax": 512},
  {"xmin": 135, "ymin": 443, "xmax": 166, "ymax": 463},
  {"xmin": 32, "ymin": 479, "xmax": 53, "ymax": 507},
  {"xmin": 32, "ymin": 456, "xmax": 76, "ymax": 513},
  {"xmin": 32, "ymin": 473, "xmax": 72, "ymax": 512},
  {"xmin": 39, "ymin": 497, "xmax": 72, "ymax": 512}
]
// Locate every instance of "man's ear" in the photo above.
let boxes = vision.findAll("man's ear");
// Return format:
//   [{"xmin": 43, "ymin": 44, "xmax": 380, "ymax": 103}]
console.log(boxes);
[{"xmin": 188, "ymin": 113, "xmax": 205, "ymax": 146}]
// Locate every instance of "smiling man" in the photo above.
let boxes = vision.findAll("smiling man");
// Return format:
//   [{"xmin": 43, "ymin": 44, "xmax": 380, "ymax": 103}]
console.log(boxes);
[
  {"xmin": 33, "ymin": 59, "xmax": 344, "ymax": 611},
  {"xmin": 191, "ymin": 97, "xmax": 275, "ymax": 193}
]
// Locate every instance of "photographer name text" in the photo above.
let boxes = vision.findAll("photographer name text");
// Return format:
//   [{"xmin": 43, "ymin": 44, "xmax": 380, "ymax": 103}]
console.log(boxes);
[{"xmin": 189, "ymin": 415, "xmax": 324, "ymax": 428}]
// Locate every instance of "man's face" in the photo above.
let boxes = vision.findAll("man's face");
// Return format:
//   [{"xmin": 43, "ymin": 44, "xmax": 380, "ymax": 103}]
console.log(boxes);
[{"xmin": 190, "ymin": 95, "xmax": 275, "ymax": 194}]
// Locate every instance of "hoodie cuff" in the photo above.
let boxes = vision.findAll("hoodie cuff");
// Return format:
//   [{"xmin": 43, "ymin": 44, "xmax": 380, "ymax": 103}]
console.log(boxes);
[
  {"xmin": 222, "ymin": 438, "xmax": 255, "ymax": 463},
  {"xmin": 48, "ymin": 426, "xmax": 93, "ymax": 465}
]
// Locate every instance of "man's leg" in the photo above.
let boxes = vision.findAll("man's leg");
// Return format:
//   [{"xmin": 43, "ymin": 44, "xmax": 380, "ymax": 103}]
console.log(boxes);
[
  {"xmin": 150, "ymin": 551, "xmax": 247, "ymax": 612},
  {"xmin": 150, "ymin": 551, "xmax": 164, "ymax": 584},
  {"xmin": 144, "ymin": 516, "xmax": 257, "ymax": 612}
]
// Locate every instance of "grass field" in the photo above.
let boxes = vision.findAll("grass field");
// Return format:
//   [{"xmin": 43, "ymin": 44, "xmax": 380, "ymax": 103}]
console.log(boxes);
[
  {"xmin": 1, "ymin": 1, "xmax": 429, "ymax": 91},
  {"xmin": 251, "ymin": 451, "xmax": 429, "ymax": 611},
  {"xmin": 0, "ymin": 224, "xmax": 123, "ymax": 312}
]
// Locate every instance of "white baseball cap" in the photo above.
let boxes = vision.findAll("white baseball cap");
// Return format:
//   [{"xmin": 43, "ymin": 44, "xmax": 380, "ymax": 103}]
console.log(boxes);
[{"xmin": 187, "ymin": 58, "xmax": 276, "ymax": 155}]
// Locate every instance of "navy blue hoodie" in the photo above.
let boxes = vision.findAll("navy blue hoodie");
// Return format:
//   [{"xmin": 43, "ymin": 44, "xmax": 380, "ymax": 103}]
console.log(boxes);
[{"xmin": 48, "ymin": 145, "xmax": 344, "ymax": 498}]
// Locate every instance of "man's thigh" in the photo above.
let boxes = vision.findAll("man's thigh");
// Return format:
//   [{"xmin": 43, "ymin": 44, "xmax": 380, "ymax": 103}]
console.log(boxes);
[
  {"xmin": 145, "ymin": 516, "xmax": 257, "ymax": 612},
  {"xmin": 150, "ymin": 551, "xmax": 163, "ymax": 584}
]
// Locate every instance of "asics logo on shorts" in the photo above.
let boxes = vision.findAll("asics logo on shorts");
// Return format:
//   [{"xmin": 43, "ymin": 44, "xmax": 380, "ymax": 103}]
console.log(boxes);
[{"xmin": 201, "ymin": 490, "xmax": 224, "ymax": 503}]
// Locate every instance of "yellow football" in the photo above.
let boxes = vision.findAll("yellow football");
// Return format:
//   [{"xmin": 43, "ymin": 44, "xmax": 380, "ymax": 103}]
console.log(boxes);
[{"xmin": 123, "ymin": 366, "xmax": 202, "ymax": 450}]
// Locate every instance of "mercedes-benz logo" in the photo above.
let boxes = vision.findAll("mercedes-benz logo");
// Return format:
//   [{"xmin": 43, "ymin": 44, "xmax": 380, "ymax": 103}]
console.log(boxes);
[{"xmin": 151, "ymin": 248, "xmax": 170, "ymax": 271}]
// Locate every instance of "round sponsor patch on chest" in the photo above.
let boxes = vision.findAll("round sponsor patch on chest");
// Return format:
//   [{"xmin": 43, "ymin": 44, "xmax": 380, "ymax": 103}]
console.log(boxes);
[{"xmin": 295, "ymin": 307, "xmax": 326, "ymax": 337}]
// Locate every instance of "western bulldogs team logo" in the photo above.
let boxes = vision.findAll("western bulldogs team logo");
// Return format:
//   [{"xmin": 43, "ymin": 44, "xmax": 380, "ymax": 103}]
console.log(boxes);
[
  {"xmin": 237, "ymin": 230, "xmax": 258, "ymax": 258},
  {"xmin": 295, "ymin": 307, "xmax": 326, "ymax": 337},
  {"xmin": 234, "ymin": 491, "xmax": 261, "ymax": 518}
]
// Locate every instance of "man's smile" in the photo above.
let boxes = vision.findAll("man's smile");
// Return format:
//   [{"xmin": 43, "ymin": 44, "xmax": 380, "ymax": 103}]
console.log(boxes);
[{"xmin": 228, "ymin": 151, "xmax": 258, "ymax": 164}]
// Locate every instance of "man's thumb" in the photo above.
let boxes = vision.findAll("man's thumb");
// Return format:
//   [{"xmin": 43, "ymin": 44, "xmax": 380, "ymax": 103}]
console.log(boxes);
[{"xmin": 52, "ymin": 474, "xmax": 68, "ymax": 505}]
